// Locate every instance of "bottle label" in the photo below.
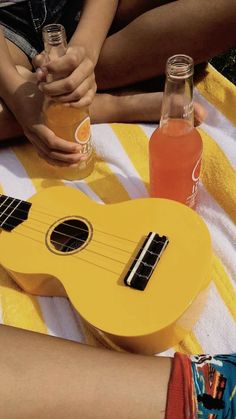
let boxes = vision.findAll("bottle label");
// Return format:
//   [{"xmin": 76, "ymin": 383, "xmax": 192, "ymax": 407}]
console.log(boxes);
[
  {"xmin": 186, "ymin": 155, "xmax": 202, "ymax": 208},
  {"xmin": 74, "ymin": 116, "xmax": 92, "ymax": 155},
  {"xmin": 183, "ymin": 102, "xmax": 194, "ymax": 118}
]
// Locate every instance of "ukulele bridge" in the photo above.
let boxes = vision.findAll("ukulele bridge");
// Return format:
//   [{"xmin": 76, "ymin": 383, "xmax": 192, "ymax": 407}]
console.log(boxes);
[{"xmin": 124, "ymin": 233, "xmax": 169, "ymax": 291}]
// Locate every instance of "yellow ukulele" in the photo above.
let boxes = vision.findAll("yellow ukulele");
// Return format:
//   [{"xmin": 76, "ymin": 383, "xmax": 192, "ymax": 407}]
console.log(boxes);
[{"xmin": 0, "ymin": 186, "xmax": 212, "ymax": 354}]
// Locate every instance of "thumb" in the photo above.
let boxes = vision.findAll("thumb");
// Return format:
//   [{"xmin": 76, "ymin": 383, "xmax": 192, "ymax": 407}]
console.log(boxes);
[
  {"xmin": 32, "ymin": 52, "xmax": 48, "ymax": 82},
  {"xmin": 32, "ymin": 51, "xmax": 47, "ymax": 69}
]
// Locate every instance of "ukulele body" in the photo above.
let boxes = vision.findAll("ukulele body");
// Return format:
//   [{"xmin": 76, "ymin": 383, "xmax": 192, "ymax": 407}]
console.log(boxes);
[{"xmin": 0, "ymin": 186, "xmax": 212, "ymax": 354}]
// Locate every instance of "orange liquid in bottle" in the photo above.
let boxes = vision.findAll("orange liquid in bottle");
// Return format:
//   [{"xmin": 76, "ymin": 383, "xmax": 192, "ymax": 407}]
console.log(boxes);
[
  {"xmin": 45, "ymin": 103, "xmax": 89, "ymax": 142},
  {"xmin": 149, "ymin": 119, "xmax": 203, "ymax": 208},
  {"xmin": 44, "ymin": 102, "xmax": 94, "ymax": 180}
]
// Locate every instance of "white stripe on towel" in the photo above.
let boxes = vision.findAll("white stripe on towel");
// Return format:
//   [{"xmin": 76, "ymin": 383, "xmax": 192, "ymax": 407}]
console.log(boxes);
[
  {"xmin": 93, "ymin": 123, "xmax": 149, "ymax": 198},
  {"xmin": 0, "ymin": 148, "xmax": 36, "ymax": 199}
]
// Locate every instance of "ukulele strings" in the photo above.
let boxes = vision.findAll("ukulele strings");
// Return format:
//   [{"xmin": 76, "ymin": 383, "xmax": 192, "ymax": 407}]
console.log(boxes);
[
  {"xmin": 8, "ymin": 211, "xmax": 133, "ymax": 255},
  {"xmin": 2, "ymin": 216, "xmax": 163, "ymax": 266},
  {"xmin": 0, "ymin": 201, "xmax": 135, "ymax": 256},
  {"xmin": 0, "ymin": 199, "xmax": 165, "ymax": 251},
  {"xmin": 0, "ymin": 203, "xmax": 164, "ymax": 270},
  {"xmin": 0, "ymin": 199, "xmax": 137, "ymax": 243},
  {"xmin": 3, "ymin": 226, "xmax": 120, "ymax": 276}
]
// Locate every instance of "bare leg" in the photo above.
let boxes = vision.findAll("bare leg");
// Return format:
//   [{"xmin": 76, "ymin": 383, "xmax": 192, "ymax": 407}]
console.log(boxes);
[
  {"xmin": 0, "ymin": 324, "xmax": 171, "ymax": 419},
  {"xmin": 0, "ymin": 38, "xmax": 32, "ymax": 140},
  {"xmin": 111, "ymin": 0, "xmax": 174, "ymax": 31},
  {"xmin": 0, "ymin": 100, "xmax": 22, "ymax": 139},
  {"xmin": 96, "ymin": 0, "xmax": 236, "ymax": 89},
  {"xmin": 90, "ymin": 93, "xmax": 206, "ymax": 125},
  {"xmin": 90, "ymin": 91, "xmax": 164, "ymax": 123}
]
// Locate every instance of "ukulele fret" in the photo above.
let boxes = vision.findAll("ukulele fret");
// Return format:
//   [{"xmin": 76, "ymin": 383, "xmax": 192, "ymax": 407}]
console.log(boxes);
[
  {"xmin": 0, "ymin": 195, "xmax": 31, "ymax": 231},
  {"xmin": 124, "ymin": 232, "xmax": 169, "ymax": 291}
]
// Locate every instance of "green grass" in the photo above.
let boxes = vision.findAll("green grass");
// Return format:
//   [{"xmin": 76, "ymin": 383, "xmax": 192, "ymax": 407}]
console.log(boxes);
[{"xmin": 210, "ymin": 48, "xmax": 236, "ymax": 85}]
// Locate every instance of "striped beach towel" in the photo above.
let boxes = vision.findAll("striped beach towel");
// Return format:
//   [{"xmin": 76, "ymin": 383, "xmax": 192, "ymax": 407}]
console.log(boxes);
[{"xmin": 0, "ymin": 64, "xmax": 235, "ymax": 355}]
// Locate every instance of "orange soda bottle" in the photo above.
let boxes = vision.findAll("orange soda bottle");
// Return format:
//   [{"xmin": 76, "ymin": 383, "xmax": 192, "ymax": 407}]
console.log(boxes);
[
  {"xmin": 149, "ymin": 55, "xmax": 203, "ymax": 208},
  {"xmin": 42, "ymin": 24, "xmax": 94, "ymax": 180}
]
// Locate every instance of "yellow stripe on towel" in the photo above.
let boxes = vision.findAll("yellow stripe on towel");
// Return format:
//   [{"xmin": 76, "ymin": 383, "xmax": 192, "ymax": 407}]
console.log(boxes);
[
  {"xmin": 196, "ymin": 65, "xmax": 236, "ymax": 127},
  {"xmin": 11, "ymin": 143, "xmax": 65, "ymax": 192},
  {"xmin": 175, "ymin": 331, "xmax": 204, "ymax": 355},
  {"xmin": 12, "ymin": 143, "xmax": 129, "ymax": 203},
  {"xmin": 213, "ymin": 254, "xmax": 236, "ymax": 322},
  {"xmin": 199, "ymin": 128, "xmax": 236, "ymax": 223},
  {"xmin": 111, "ymin": 123, "xmax": 149, "ymax": 187},
  {"xmin": 85, "ymin": 155, "xmax": 130, "ymax": 203},
  {"xmin": 0, "ymin": 265, "xmax": 47, "ymax": 333}
]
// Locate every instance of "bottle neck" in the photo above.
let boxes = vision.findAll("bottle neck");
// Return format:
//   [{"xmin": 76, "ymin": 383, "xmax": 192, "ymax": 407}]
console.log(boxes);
[
  {"xmin": 43, "ymin": 24, "xmax": 67, "ymax": 62},
  {"xmin": 160, "ymin": 55, "xmax": 194, "ymax": 129},
  {"xmin": 42, "ymin": 24, "xmax": 67, "ymax": 86}
]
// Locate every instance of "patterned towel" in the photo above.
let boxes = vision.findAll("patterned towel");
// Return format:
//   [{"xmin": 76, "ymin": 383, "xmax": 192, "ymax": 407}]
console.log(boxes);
[{"xmin": 0, "ymin": 64, "xmax": 235, "ymax": 355}]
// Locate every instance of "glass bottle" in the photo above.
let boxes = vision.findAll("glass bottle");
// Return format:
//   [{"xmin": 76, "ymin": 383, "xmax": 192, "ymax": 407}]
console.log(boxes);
[
  {"xmin": 42, "ymin": 24, "xmax": 94, "ymax": 180},
  {"xmin": 149, "ymin": 54, "xmax": 203, "ymax": 209}
]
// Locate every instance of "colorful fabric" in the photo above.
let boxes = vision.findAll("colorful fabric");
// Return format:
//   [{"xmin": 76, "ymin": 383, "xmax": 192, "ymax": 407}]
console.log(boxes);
[
  {"xmin": 191, "ymin": 354, "xmax": 236, "ymax": 418},
  {"xmin": 166, "ymin": 352, "xmax": 236, "ymax": 418},
  {"xmin": 0, "ymin": 65, "xmax": 235, "ymax": 354},
  {"xmin": 166, "ymin": 352, "xmax": 195, "ymax": 418}
]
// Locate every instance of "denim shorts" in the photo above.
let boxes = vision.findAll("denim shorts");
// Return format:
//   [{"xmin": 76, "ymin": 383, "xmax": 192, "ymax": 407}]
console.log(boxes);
[{"xmin": 0, "ymin": 0, "xmax": 83, "ymax": 59}]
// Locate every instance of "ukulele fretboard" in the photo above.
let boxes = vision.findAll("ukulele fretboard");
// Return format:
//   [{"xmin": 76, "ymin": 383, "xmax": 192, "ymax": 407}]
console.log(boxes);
[{"xmin": 0, "ymin": 195, "xmax": 31, "ymax": 231}]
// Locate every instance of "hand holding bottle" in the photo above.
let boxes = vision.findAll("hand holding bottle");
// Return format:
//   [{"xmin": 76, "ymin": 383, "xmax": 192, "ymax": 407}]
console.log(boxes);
[
  {"xmin": 33, "ymin": 44, "xmax": 97, "ymax": 108},
  {"xmin": 38, "ymin": 24, "xmax": 95, "ymax": 180},
  {"xmin": 11, "ymin": 78, "xmax": 83, "ymax": 167}
]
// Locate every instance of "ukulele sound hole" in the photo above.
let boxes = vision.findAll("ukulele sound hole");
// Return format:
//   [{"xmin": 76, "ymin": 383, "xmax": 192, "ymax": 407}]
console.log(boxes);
[{"xmin": 48, "ymin": 217, "xmax": 92, "ymax": 254}]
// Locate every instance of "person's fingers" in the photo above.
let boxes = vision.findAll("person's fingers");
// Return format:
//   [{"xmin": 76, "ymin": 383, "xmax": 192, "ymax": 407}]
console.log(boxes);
[
  {"xmin": 23, "ymin": 129, "xmax": 69, "ymax": 165},
  {"xmin": 32, "ymin": 52, "xmax": 46, "ymax": 69},
  {"xmin": 47, "ymin": 150, "xmax": 86, "ymax": 164},
  {"xmin": 52, "ymin": 74, "xmax": 96, "ymax": 104},
  {"xmin": 37, "ymin": 150, "xmax": 68, "ymax": 166},
  {"xmin": 25, "ymin": 128, "xmax": 85, "ymax": 165},
  {"xmin": 32, "ymin": 53, "xmax": 48, "ymax": 83},
  {"xmin": 36, "ymin": 67, "xmax": 48, "ymax": 83},
  {"xmin": 68, "ymin": 88, "xmax": 97, "ymax": 108},
  {"xmin": 194, "ymin": 102, "xmax": 207, "ymax": 126},
  {"xmin": 44, "ymin": 45, "xmax": 87, "ymax": 74},
  {"xmin": 31, "ymin": 124, "xmax": 81, "ymax": 153},
  {"xmin": 39, "ymin": 58, "xmax": 94, "ymax": 97},
  {"xmin": 37, "ymin": 149, "xmax": 84, "ymax": 167}
]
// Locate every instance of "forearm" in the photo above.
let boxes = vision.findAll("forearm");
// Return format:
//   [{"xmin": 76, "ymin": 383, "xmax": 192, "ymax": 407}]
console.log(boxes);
[{"xmin": 69, "ymin": 0, "xmax": 119, "ymax": 64}]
